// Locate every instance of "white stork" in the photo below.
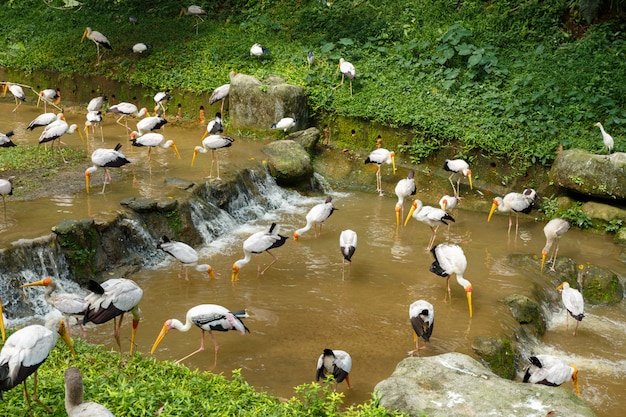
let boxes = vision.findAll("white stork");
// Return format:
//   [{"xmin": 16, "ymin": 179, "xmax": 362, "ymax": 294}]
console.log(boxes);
[
  {"xmin": 487, "ymin": 189, "xmax": 537, "ymax": 235},
  {"xmin": 150, "ymin": 304, "xmax": 249, "ymax": 366},
  {"xmin": 106, "ymin": 102, "xmax": 148, "ymax": 133},
  {"xmin": 81, "ymin": 27, "xmax": 112, "ymax": 65},
  {"xmin": 85, "ymin": 111, "xmax": 104, "ymax": 143},
  {"xmin": 130, "ymin": 132, "xmax": 180, "ymax": 162},
  {"xmin": 132, "ymin": 113, "xmax": 168, "ymax": 137},
  {"xmin": 523, "ymin": 354, "xmax": 580, "ymax": 396},
  {"xmin": 595, "ymin": 122, "xmax": 614, "ymax": 154},
  {"xmin": 0, "ymin": 177, "xmax": 14, "ymax": 224},
  {"xmin": 365, "ymin": 148, "xmax": 396, "ymax": 195},
  {"xmin": 333, "ymin": 58, "xmax": 356, "ymax": 95},
  {"xmin": 443, "ymin": 159, "xmax": 472, "ymax": 198},
  {"xmin": 210, "ymin": 81, "xmax": 231, "ymax": 114},
  {"xmin": 82, "ymin": 278, "xmax": 143, "ymax": 355},
  {"xmin": 271, "ymin": 117, "xmax": 296, "ymax": 133},
  {"xmin": 204, "ymin": 112, "xmax": 223, "ymax": 136},
  {"xmin": 339, "ymin": 229, "xmax": 357, "ymax": 279},
  {"xmin": 250, "ymin": 43, "xmax": 270, "ymax": 57},
  {"xmin": 157, "ymin": 235, "xmax": 216, "ymax": 281},
  {"xmin": 180, "ymin": 6, "xmax": 208, "ymax": 35},
  {"xmin": 429, "ymin": 243, "xmax": 473, "ymax": 318},
  {"xmin": 87, "ymin": 95, "xmax": 107, "ymax": 112},
  {"xmin": 192, "ymin": 134, "xmax": 235, "ymax": 179},
  {"xmin": 0, "ymin": 317, "xmax": 75, "ymax": 413},
  {"xmin": 19, "ymin": 277, "xmax": 88, "ymax": 338},
  {"xmin": 404, "ymin": 199, "xmax": 455, "ymax": 250},
  {"xmin": 0, "ymin": 131, "xmax": 15, "ymax": 148},
  {"xmin": 85, "ymin": 143, "xmax": 131, "ymax": 194},
  {"xmin": 541, "ymin": 218, "xmax": 570, "ymax": 272},
  {"xmin": 2, "ymin": 82, "xmax": 26, "ymax": 112},
  {"xmin": 28, "ymin": 112, "xmax": 63, "ymax": 131},
  {"xmin": 64, "ymin": 367, "xmax": 115, "ymax": 417},
  {"xmin": 133, "ymin": 43, "xmax": 153, "ymax": 54},
  {"xmin": 37, "ymin": 88, "xmax": 60, "ymax": 112},
  {"xmin": 556, "ymin": 282, "xmax": 585, "ymax": 336},
  {"xmin": 438, "ymin": 195, "xmax": 458, "ymax": 213},
  {"xmin": 394, "ymin": 170, "xmax": 417, "ymax": 225},
  {"xmin": 153, "ymin": 91, "xmax": 170, "ymax": 115},
  {"xmin": 231, "ymin": 223, "xmax": 288, "ymax": 281},
  {"xmin": 408, "ymin": 300, "xmax": 434, "ymax": 357},
  {"xmin": 316, "ymin": 349, "xmax": 352, "ymax": 390},
  {"xmin": 294, "ymin": 196, "xmax": 336, "ymax": 240},
  {"xmin": 38, "ymin": 119, "xmax": 84, "ymax": 163}
]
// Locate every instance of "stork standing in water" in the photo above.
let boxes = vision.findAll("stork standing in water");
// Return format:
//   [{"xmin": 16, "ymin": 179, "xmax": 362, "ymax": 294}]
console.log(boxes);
[
  {"xmin": 408, "ymin": 300, "xmax": 434, "ymax": 357},
  {"xmin": 81, "ymin": 27, "xmax": 112, "ymax": 65},
  {"xmin": 192, "ymin": 134, "xmax": 235, "ymax": 179},
  {"xmin": 333, "ymin": 58, "xmax": 356, "ymax": 95},
  {"xmin": 85, "ymin": 143, "xmax": 130, "ymax": 194},
  {"xmin": 151, "ymin": 304, "xmax": 249, "ymax": 367},
  {"xmin": 2, "ymin": 82, "xmax": 26, "ymax": 112},
  {"xmin": 20, "ymin": 278, "xmax": 89, "ymax": 338},
  {"xmin": 153, "ymin": 91, "xmax": 170, "ymax": 115},
  {"xmin": 443, "ymin": 159, "xmax": 472, "ymax": 199},
  {"xmin": 131, "ymin": 113, "xmax": 168, "ymax": 137},
  {"xmin": 82, "ymin": 278, "xmax": 143, "ymax": 356},
  {"xmin": 106, "ymin": 102, "xmax": 148, "ymax": 133},
  {"xmin": 157, "ymin": 235, "xmax": 216, "ymax": 281},
  {"xmin": 0, "ymin": 317, "xmax": 75, "ymax": 414},
  {"xmin": 339, "ymin": 229, "xmax": 357, "ymax": 279},
  {"xmin": 365, "ymin": 148, "xmax": 396, "ymax": 196},
  {"xmin": 429, "ymin": 243, "xmax": 473, "ymax": 318},
  {"xmin": 84, "ymin": 111, "xmax": 104, "ymax": 143},
  {"xmin": 87, "ymin": 95, "xmax": 107, "ymax": 112},
  {"xmin": 394, "ymin": 170, "xmax": 417, "ymax": 226},
  {"xmin": 404, "ymin": 199, "xmax": 455, "ymax": 250},
  {"xmin": 231, "ymin": 223, "xmax": 288, "ymax": 281},
  {"xmin": 180, "ymin": 6, "xmax": 208, "ymax": 35},
  {"xmin": 38, "ymin": 119, "xmax": 84, "ymax": 163},
  {"xmin": 130, "ymin": 132, "xmax": 181, "ymax": 163},
  {"xmin": 316, "ymin": 349, "xmax": 352, "ymax": 390},
  {"xmin": 294, "ymin": 196, "xmax": 336, "ymax": 240},
  {"xmin": 487, "ymin": 189, "xmax": 537, "ymax": 236},
  {"xmin": 556, "ymin": 282, "xmax": 584, "ymax": 336},
  {"xmin": 37, "ymin": 88, "xmax": 61, "ymax": 112},
  {"xmin": 28, "ymin": 112, "xmax": 62, "ymax": 131},
  {"xmin": 64, "ymin": 367, "xmax": 115, "ymax": 417},
  {"xmin": 541, "ymin": 218, "xmax": 570, "ymax": 272},
  {"xmin": 523, "ymin": 354, "xmax": 580, "ymax": 396},
  {"xmin": 0, "ymin": 176, "xmax": 14, "ymax": 224}
]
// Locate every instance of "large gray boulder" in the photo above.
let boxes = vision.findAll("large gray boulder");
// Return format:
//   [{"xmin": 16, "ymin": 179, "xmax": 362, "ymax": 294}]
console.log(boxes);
[
  {"xmin": 261, "ymin": 140, "xmax": 313, "ymax": 186},
  {"xmin": 229, "ymin": 73, "xmax": 308, "ymax": 131},
  {"xmin": 550, "ymin": 149, "xmax": 626, "ymax": 199},
  {"xmin": 375, "ymin": 353, "xmax": 595, "ymax": 417}
]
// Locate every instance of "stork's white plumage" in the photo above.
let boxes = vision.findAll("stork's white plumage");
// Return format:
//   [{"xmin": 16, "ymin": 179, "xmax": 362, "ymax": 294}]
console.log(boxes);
[
  {"xmin": 438, "ymin": 195, "xmax": 458, "ymax": 212},
  {"xmin": 339, "ymin": 229, "xmax": 357, "ymax": 279},
  {"xmin": 334, "ymin": 58, "xmax": 356, "ymax": 95},
  {"xmin": 157, "ymin": 235, "xmax": 216, "ymax": 281},
  {"xmin": 204, "ymin": 112, "xmax": 223, "ymax": 137},
  {"xmin": 28, "ymin": 112, "xmax": 62, "ymax": 131},
  {"xmin": 0, "ymin": 317, "xmax": 75, "ymax": 413},
  {"xmin": 294, "ymin": 196, "xmax": 336, "ymax": 240},
  {"xmin": 130, "ymin": 132, "xmax": 180, "ymax": 161},
  {"xmin": 180, "ymin": 6, "xmax": 208, "ymax": 35},
  {"xmin": 443, "ymin": 159, "xmax": 472, "ymax": 198},
  {"xmin": 271, "ymin": 117, "xmax": 295, "ymax": 133},
  {"xmin": 151, "ymin": 304, "xmax": 249, "ymax": 366},
  {"xmin": 0, "ymin": 131, "xmax": 15, "ymax": 148},
  {"xmin": 38, "ymin": 120, "xmax": 83, "ymax": 163},
  {"xmin": 2, "ymin": 83, "xmax": 26, "ymax": 112},
  {"xmin": 85, "ymin": 111, "xmax": 104, "ymax": 142},
  {"xmin": 0, "ymin": 176, "xmax": 14, "ymax": 224},
  {"xmin": 133, "ymin": 42, "xmax": 153, "ymax": 54},
  {"xmin": 82, "ymin": 27, "xmax": 112, "ymax": 65},
  {"xmin": 83, "ymin": 278, "xmax": 143, "ymax": 355},
  {"xmin": 404, "ymin": 200, "xmax": 455, "ymax": 250},
  {"xmin": 20, "ymin": 278, "xmax": 88, "ymax": 338},
  {"xmin": 106, "ymin": 102, "xmax": 148, "ymax": 132},
  {"xmin": 87, "ymin": 95, "xmax": 107, "ymax": 112},
  {"xmin": 595, "ymin": 122, "xmax": 614, "ymax": 154},
  {"xmin": 394, "ymin": 170, "xmax": 417, "ymax": 225},
  {"xmin": 556, "ymin": 282, "xmax": 584, "ymax": 336},
  {"xmin": 523, "ymin": 354, "xmax": 580, "ymax": 396},
  {"xmin": 153, "ymin": 91, "xmax": 170, "ymax": 114},
  {"xmin": 316, "ymin": 349, "xmax": 352, "ymax": 390},
  {"xmin": 429, "ymin": 243, "xmax": 473, "ymax": 318},
  {"xmin": 85, "ymin": 143, "xmax": 130, "ymax": 194},
  {"xmin": 365, "ymin": 148, "xmax": 396, "ymax": 195},
  {"xmin": 541, "ymin": 218, "xmax": 570, "ymax": 272},
  {"xmin": 408, "ymin": 300, "xmax": 434, "ymax": 357},
  {"xmin": 231, "ymin": 223, "xmax": 288, "ymax": 281},
  {"xmin": 250, "ymin": 43, "xmax": 270, "ymax": 57},
  {"xmin": 192, "ymin": 134, "xmax": 234, "ymax": 179},
  {"xmin": 37, "ymin": 89, "xmax": 60, "ymax": 112},
  {"xmin": 210, "ymin": 82, "xmax": 230, "ymax": 114},
  {"xmin": 64, "ymin": 367, "xmax": 115, "ymax": 417},
  {"xmin": 487, "ymin": 189, "xmax": 537, "ymax": 235},
  {"xmin": 132, "ymin": 114, "xmax": 168, "ymax": 137}
]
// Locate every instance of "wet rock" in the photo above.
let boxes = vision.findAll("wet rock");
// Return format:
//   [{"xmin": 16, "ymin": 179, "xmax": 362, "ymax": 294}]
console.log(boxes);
[
  {"xmin": 550, "ymin": 149, "xmax": 626, "ymax": 199},
  {"xmin": 374, "ymin": 352, "xmax": 595, "ymax": 417},
  {"xmin": 261, "ymin": 140, "xmax": 313, "ymax": 186},
  {"xmin": 471, "ymin": 336, "xmax": 515, "ymax": 380},
  {"xmin": 578, "ymin": 263, "xmax": 623, "ymax": 305},
  {"xmin": 581, "ymin": 201, "xmax": 626, "ymax": 222},
  {"xmin": 52, "ymin": 219, "xmax": 98, "ymax": 283},
  {"xmin": 286, "ymin": 127, "xmax": 321, "ymax": 153},
  {"xmin": 502, "ymin": 294, "xmax": 546, "ymax": 336}
]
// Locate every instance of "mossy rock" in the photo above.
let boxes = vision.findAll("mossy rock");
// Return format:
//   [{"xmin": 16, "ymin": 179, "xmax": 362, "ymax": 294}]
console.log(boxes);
[
  {"xmin": 579, "ymin": 264, "xmax": 623, "ymax": 305},
  {"xmin": 471, "ymin": 336, "xmax": 515, "ymax": 380},
  {"xmin": 501, "ymin": 294, "xmax": 546, "ymax": 336},
  {"xmin": 52, "ymin": 218, "xmax": 99, "ymax": 282}
]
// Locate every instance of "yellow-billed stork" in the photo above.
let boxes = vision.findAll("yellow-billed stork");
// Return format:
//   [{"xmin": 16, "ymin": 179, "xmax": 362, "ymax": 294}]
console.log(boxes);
[
  {"xmin": 192, "ymin": 134, "xmax": 234, "ymax": 179},
  {"xmin": 339, "ymin": 229, "xmax": 357, "ymax": 279},
  {"xmin": 0, "ymin": 176, "xmax": 14, "ymax": 223},
  {"xmin": 438, "ymin": 195, "xmax": 458, "ymax": 213},
  {"xmin": 0, "ymin": 317, "xmax": 75, "ymax": 413},
  {"xmin": 394, "ymin": 170, "xmax": 417, "ymax": 225},
  {"xmin": 203, "ymin": 112, "xmax": 223, "ymax": 137},
  {"xmin": 294, "ymin": 196, "xmax": 336, "ymax": 240},
  {"xmin": 487, "ymin": 189, "xmax": 537, "ymax": 235},
  {"xmin": 250, "ymin": 43, "xmax": 270, "ymax": 57},
  {"xmin": 316, "ymin": 349, "xmax": 352, "ymax": 390},
  {"xmin": 37, "ymin": 88, "xmax": 60, "ymax": 112},
  {"xmin": 523, "ymin": 354, "xmax": 580, "ymax": 396},
  {"xmin": 19, "ymin": 278, "xmax": 88, "ymax": 338},
  {"xmin": 443, "ymin": 159, "xmax": 472, "ymax": 198},
  {"xmin": 38, "ymin": 119, "xmax": 84, "ymax": 163},
  {"xmin": 210, "ymin": 81, "xmax": 230, "ymax": 114},
  {"xmin": 271, "ymin": 117, "xmax": 296, "ymax": 133},
  {"xmin": 556, "ymin": 282, "xmax": 584, "ymax": 336},
  {"xmin": 64, "ymin": 367, "xmax": 115, "ymax": 417},
  {"xmin": 404, "ymin": 199, "xmax": 455, "ymax": 250},
  {"xmin": 105, "ymin": 102, "xmax": 148, "ymax": 133},
  {"xmin": 231, "ymin": 223, "xmax": 288, "ymax": 281},
  {"xmin": 0, "ymin": 131, "xmax": 15, "ymax": 148},
  {"xmin": 153, "ymin": 91, "xmax": 170, "ymax": 115},
  {"xmin": 157, "ymin": 235, "xmax": 216, "ymax": 281},
  {"xmin": 333, "ymin": 58, "xmax": 356, "ymax": 95},
  {"xmin": 2, "ymin": 82, "xmax": 26, "ymax": 112},
  {"xmin": 429, "ymin": 243, "xmax": 473, "ymax": 318},
  {"xmin": 85, "ymin": 143, "xmax": 130, "ymax": 194},
  {"xmin": 28, "ymin": 112, "xmax": 63, "ymax": 131},
  {"xmin": 81, "ymin": 27, "xmax": 112, "ymax": 65},
  {"xmin": 130, "ymin": 132, "xmax": 180, "ymax": 162},
  {"xmin": 151, "ymin": 304, "xmax": 249, "ymax": 366},
  {"xmin": 87, "ymin": 95, "xmax": 107, "ymax": 112},
  {"xmin": 82, "ymin": 278, "xmax": 143, "ymax": 355},
  {"xmin": 595, "ymin": 122, "xmax": 614, "ymax": 154},
  {"xmin": 132, "ymin": 113, "xmax": 168, "ymax": 138},
  {"xmin": 541, "ymin": 218, "xmax": 570, "ymax": 272},
  {"xmin": 365, "ymin": 148, "xmax": 396, "ymax": 195},
  {"xmin": 408, "ymin": 300, "xmax": 434, "ymax": 357},
  {"xmin": 84, "ymin": 111, "xmax": 104, "ymax": 143},
  {"xmin": 180, "ymin": 6, "xmax": 208, "ymax": 35}
]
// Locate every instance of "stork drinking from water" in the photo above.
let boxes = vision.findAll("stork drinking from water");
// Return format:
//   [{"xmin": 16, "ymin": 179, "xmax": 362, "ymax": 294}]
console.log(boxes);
[
  {"xmin": 85, "ymin": 143, "xmax": 130, "ymax": 194},
  {"xmin": 394, "ymin": 170, "xmax": 417, "ymax": 226},
  {"xmin": 231, "ymin": 223, "xmax": 288, "ymax": 281},
  {"xmin": 429, "ymin": 243, "xmax": 473, "ymax": 318},
  {"xmin": 294, "ymin": 196, "xmax": 336, "ymax": 240},
  {"xmin": 523, "ymin": 354, "xmax": 580, "ymax": 396},
  {"xmin": 339, "ymin": 229, "xmax": 357, "ymax": 279},
  {"xmin": 408, "ymin": 300, "xmax": 434, "ymax": 357},
  {"xmin": 157, "ymin": 235, "xmax": 216, "ymax": 281}
]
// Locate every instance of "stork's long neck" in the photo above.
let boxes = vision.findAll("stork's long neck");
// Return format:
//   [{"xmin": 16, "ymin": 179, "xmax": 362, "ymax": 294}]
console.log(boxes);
[
  {"xmin": 172, "ymin": 318, "xmax": 194, "ymax": 333},
  {"xmin": 234, "ymin": 252, "xmax": 252, "ymax": 269},
  {"xmin": 295, "ymin": 220, "xmax": 313, "ymax": 236},
  {"xmin": 43, "ymin": 281, "xmax": 57, "ymax": 303},
  {"xmin": 456, "ymin": 274, "xmax": 471, "ymax": 290}
]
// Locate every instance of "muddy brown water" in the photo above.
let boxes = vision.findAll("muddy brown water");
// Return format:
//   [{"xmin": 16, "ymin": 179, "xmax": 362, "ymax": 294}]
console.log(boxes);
[{"xmin": 1, "ymin": 101, "xmax": 625, "ymax": 417}]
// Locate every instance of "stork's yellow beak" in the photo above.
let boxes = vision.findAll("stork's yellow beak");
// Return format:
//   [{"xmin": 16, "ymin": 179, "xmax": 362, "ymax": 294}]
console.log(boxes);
[
  {"xmin": 404, "ymin": 201, "xmax": 417, "ymax": 227},
  {"xmin": 150, "ymin": 322, "xmax": 171, "ymax": 355},
  {"xmin": 85, "ymin": 170, "xmax": 91, "ymax": 193},
  {"xmin": 466, "ymin": 286, "xmax": 473, "ymax": 318},
  {"xmin": 58, "ymin": 320, "xmax": 76, "ymax": 358},
  {"xmin": 487, "ymin": 200, "xmax": 498, "ymax": 222},
  {"xmin": 171, "ymin": 143, "xmax": 181, "ymax": 159}
]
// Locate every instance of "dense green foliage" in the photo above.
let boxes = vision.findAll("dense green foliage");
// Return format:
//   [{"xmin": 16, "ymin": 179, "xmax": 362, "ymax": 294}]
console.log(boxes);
[
  {"xmin": 0, "ymin": 337, "xmax": 404, "ymax": 416},
  {"xmin": 0, "ymin": 1, "xmax": 625, "ymax": 178}
]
